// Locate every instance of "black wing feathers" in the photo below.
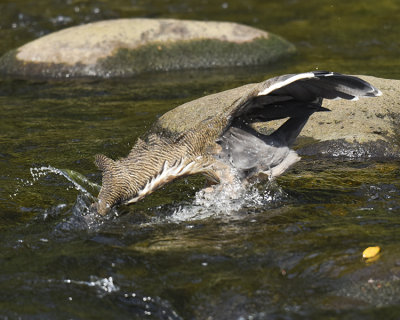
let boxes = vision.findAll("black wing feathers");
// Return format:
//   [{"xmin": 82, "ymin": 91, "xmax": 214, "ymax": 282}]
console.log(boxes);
[{"xmin": 236, "ymin": 71, "xmax": 381, "ymax": 123}]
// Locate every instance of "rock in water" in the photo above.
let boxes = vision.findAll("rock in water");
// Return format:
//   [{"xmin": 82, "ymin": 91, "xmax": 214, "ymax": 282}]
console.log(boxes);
[
  {"xmin": 91, "ymin": 71, "xmax": 387, "ymax": 216},
  {"xmin": 0, "ymin": 18, "xmax": 295, "ymax": 78}
]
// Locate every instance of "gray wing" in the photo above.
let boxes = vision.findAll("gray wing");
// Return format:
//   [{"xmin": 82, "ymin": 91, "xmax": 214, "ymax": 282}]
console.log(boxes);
[
  {"xmin": 217, "ymin": 71, "xmax": 381, "ymax": 179},
  {"xmin": 218, "ymin": 125, "xmax": 292, "ymax": 174},
  {"xmin": 235, "ymin": 71, "xmax": 382, "ymax": 123}
]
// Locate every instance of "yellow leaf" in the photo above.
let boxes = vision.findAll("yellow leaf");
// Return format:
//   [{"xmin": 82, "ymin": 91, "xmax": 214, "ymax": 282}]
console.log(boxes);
[{"xmin": 363, "ymin": 246, "xmax": 381, "ymax": 259}]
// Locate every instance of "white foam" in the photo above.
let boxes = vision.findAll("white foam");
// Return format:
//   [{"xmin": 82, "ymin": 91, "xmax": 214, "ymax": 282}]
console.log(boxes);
[{"xmin": 163, "ymin": 179, "xmax": 284, "ymax": 223}]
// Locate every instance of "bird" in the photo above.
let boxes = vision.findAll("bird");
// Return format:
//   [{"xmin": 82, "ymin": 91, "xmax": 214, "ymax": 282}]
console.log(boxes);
[{"xmin": 91, "ymin": 71, "xmax": 381, "ymax": 216}]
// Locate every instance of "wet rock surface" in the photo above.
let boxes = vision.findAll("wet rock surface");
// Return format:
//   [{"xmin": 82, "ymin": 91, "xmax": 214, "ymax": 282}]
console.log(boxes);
[
  {"xmin": 0, "ymin": 18, "xmax": 295, "ymax": 78},
  {"xmin": 156, "ymin": 75, "xmax": 400, "ymax": 159},
  {"xmin": 295, "ymin": 76, "xmax": 400, "ymax": 158}
]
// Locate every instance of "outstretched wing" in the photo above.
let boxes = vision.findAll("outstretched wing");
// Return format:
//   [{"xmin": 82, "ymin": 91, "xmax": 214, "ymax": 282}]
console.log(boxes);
[
  {"xmin": 93, "ymin": 71, "xmax": 382, "ymax": 215},
  {"xmin": 218, "ymin": 72, "xmax": 382, "ymax": 178},
  {"xmin": 235, "ymin": 71, "xmax": 382, "ymax": 123},
  {"xmin": 258, "ymin": 71, "xmax": 381, "ymax": 99}
]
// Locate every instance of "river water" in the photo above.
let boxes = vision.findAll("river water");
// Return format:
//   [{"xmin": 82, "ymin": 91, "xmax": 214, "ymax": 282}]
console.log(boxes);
[{"xmin": 1, "ymin": 0, "xmax": 400, "ymax": 319}]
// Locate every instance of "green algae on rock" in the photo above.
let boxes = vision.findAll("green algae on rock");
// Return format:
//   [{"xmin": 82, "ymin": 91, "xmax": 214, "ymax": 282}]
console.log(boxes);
[{"xmin": 0, "ymin": 18, "xmax": 295, "ymax": 78}]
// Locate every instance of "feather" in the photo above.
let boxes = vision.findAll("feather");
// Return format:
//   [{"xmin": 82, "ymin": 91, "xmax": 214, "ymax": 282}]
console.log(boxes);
[{"xmin": 93, "ymin": 71, "xmax": 382, "ymax": 215}]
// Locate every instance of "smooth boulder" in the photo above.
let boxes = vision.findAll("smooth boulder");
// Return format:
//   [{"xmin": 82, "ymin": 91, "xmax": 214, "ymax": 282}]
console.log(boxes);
[
  {"xmin": 157, "ymin": 75, "xmax": 400, "ymax": 159},
  {"xmin": 0, "ymin": 18, "xmax": 295, "ymax": 78},
  {"xmin": 265, "ymin": 75, "xmax": 400, "ymax": 158}
]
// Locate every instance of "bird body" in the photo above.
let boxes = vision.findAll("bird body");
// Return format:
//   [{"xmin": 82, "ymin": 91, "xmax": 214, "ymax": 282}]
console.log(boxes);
[{"xmin": 92, "ymin": 71, "xmax": 381, "ymax": 215}]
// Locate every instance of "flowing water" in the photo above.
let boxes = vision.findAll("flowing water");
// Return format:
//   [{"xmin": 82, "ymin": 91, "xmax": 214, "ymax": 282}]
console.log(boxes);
[{"xmin": 1, "ymin": 0, "xmax": 400, "ymax": 319}]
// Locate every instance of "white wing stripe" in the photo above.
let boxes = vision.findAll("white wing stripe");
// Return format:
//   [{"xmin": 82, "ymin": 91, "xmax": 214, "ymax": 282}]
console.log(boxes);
[
  {"xmin": 125, "ymin": 158, "xmax": 199, "ymax": 204},
  {"xmin": 257, "ymin": 72, "xmax": 315, "ymax": 96}
]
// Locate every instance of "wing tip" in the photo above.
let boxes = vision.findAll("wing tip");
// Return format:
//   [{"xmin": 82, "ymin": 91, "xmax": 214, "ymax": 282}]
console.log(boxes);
[
  {"xmin": 361, "ymin": 85, "xmax": 382, "ymax": 98},
  {"xmin": 308, "ymin": 71, "xmax": 383, "ymax": 99},
  {"xmin": 257, "ymin": 70, "xmax": 383, "ymax": 101},
  {"xmin": 374, "ymin": 88, "xmax": 383, "ymax": 97}
]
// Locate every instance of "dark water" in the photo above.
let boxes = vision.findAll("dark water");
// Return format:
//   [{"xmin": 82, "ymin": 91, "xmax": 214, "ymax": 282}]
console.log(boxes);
[{"xmin": 1, "ymin": 1, "xmax": 400, "ymax": 319}]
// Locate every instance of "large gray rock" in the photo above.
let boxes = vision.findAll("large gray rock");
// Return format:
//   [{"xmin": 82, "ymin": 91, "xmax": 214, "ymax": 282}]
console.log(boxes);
[
  {"xmin": 157, "ymin": 75, "xmax": 400, "ymax": 158},
  {"xmin": 294, "ymin": 75, "xmax": 400, "ymax": 158},
  {"xmin": 0, "ymin": 18, "xmax": 295, "ymax": 78}
]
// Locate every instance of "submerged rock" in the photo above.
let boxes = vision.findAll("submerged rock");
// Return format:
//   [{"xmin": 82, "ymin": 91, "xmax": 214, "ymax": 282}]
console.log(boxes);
[{"xmin": 0, "ymin": 18, "xmax": 295, "ymax": 78}]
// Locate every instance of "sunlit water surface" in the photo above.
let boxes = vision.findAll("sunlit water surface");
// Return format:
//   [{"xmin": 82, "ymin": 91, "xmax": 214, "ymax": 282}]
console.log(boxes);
[{"xmin": 1, "ymin": 0, "xmax": 400, "ymax": 319}]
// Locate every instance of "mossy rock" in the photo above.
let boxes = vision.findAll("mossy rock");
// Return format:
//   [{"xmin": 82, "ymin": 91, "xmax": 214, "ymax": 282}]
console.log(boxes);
[{"xmin": 0, "ymin": 18, "xmax": 295, "ymax": 78}]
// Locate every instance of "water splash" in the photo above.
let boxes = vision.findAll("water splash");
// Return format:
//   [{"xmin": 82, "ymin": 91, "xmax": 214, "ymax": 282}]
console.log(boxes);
[
  {"xmin": 20, "ymin": 165, "xmax": 285, "ymax": 228},
  {"xmin": 119, "ymin": 292, "xmax": 183, "ymax": 319},
  {"xmin": 11, "ymin": 165, "xmax": 99, "ymax": 200},
  {"xmin": 29, "ymin": 166, "xmax": 100, "ymax": 200},
  {"xmin": 54, "ymin": 193, "xmax": 120, "ymax": 233},
  {"xmin": 54, "ymin": 194, "xmax": 100, "ymax": 232},
  {"xmin": 14, "ymin": 165, "xmax": 109, "ymax": 231},
  {"xmin": 164, "ymin": 179, "xmax": 286, "ymax": 223},
  {"xmin": 63, "ymin": 276, "xmax": 119, "ymax": 297}
]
